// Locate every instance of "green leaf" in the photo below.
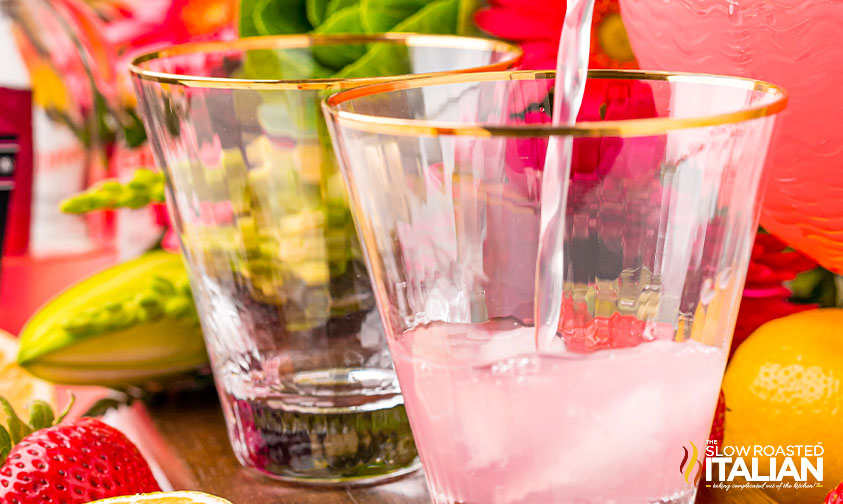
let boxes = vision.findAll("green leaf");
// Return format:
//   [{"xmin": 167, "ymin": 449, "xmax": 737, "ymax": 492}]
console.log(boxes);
[
  {"xmin": 392, "ymin": 0, "xmax": 459, "ymax": 34},
  {"xmin": 27, "ymin": 401, "xmax": 55, "ymax": 431},
  {"xmin": 314, "ymin": 4, "xmax": 365, "ymax": 35},
  {"xmin": 788, "ymin": 267, "xmax": 838, "ymax": 307},
  {"xmin": 334, "ymin": 0, "xmax": 459, "ymax": 80},
  {"xmin": 122, "ymin": 109, "xmax": 148, "ymax": 149},
  {"xmin": 243, "ymin": 48, "xmax": 333, "ymax": 80},
  {"xmin": 306, "ymin": 0, "xmax": 331, "ymax": 27},
  {"xmin": 359, "ymin": 0, "xmax": 428, "ymax": 32},
  {"xmin": 312, "ymin": 5, "xmax": 367, "ymax": 70},
  {"xmin": 457, "ymin": 0, "xmax": 485, "ymax": 35},
  {"xmin": 0, "ymin": 397, "xmax": 31, "ymax": 444},
  {"xmin": 163, "ymin": 97, "xmax": 181, "ymax": 137},
  {"xmin": 239, "ymin": 0, "xmax": 262, "ymax": 36},
  {"xmin": 55, "ymin": 395, "xmax": 75, "ymax": 425},
  {"xmin": 243, "ymin": 48, "xmax": 284, "ymax": 79},
  {"xmin": 81, "ymin": 393, "xmax": 132, "ymax": 418},
  {"xmin": 256, "ymin": 94, "xmax": 323, "ymax": 138},
  {"xmin": 325, "ymin": 0, "xmax": 358, "ymax": 18},
  {"xmin": 0, "ymin": 425, "xmax": 11, "ymax": 464},
  {"xmin": 251, "ymin": 0, "xmax": 312, "ymax": 36},
  {"xmin": 333, "ymin": 43, "xmax": 410, "ymax": 80}
]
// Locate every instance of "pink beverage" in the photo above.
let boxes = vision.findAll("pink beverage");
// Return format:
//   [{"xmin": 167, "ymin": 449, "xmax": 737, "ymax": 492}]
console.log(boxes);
[
  {"xmin": 323, "ymin": 19, "xmax": 785, "ymax": 501},
  {"xmin": 392, "ymin": 319, "xmax": 725, "ymax": 504},
  {"xmin": 619, "ymin": 0, "xmax": 843, "ymax": 271}
]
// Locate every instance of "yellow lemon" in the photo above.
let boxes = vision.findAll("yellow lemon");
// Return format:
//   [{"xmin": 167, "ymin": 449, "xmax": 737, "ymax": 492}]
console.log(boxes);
[
  {"xmin": 723, "ymin": 309, "xmax": 843, "ymax": 503},
  {"xmin": 0, "ymin": 329, "xmax": 54, "ymax": 424},
  {"xmin": 87, "ymin": 491, "xmax": 232, "ymax": 504}
]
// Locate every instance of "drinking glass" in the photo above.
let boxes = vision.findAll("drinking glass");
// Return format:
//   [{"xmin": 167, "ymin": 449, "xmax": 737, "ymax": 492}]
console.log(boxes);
[
  {"xmin": 130, "ymin": 34, "xmax": 521, "ymax": 485},
  {"xmin": 323, "ymin": 69, "xmax": 786, "ymax": 503}
]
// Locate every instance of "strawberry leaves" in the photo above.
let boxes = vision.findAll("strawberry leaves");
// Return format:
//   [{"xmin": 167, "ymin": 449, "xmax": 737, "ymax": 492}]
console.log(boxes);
[
  {"xmin": 0, "ymin": 425, "xmax": 10, "ymax": 463},
  {"xmin": 0, "ymin": 395, "xmax": 75, "ymax": 464},
  {"xmin": 0, "ymin": 397, "xmax": 30, "ymax": 444},
  {"xmin": 26, "ymin": 401, "xmax": 55, "ymax": 432}
]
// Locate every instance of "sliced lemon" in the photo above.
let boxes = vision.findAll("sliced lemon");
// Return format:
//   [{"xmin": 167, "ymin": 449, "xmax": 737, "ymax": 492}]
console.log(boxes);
[
  {"xmin": 0, "ymin": 329, "xmax": 55, "ymax": 424},
  {"xmin": 87, "ymin": 491, "xmax": 232, "ymax": 504}
]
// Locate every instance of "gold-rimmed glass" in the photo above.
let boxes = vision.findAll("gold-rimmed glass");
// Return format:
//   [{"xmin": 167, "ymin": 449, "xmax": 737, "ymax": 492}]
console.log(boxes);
[
  {"xmin": 130, "ymin": 34, "xmax": 521, "ymax": 486},
  {"xmin": 323, "ymin": 69, "xmax": 786, "ymax": 503}
]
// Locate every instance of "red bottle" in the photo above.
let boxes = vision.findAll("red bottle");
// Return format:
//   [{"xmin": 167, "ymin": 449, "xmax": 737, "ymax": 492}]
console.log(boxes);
[{"xmin": 0, "ymin": 90, "xmax": 34, "ymax": 257}]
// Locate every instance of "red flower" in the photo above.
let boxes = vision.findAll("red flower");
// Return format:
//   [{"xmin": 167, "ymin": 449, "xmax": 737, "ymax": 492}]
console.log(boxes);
[
  {"xmin": 475, "ymin": 0, "xmax": 638, "ymax": 70},
  {"xmin": 731, "ymin": 233, "xmax": 817, "ymax": 354},
  {"xmin": 503, "ymin": 77, "xmax": 663, "ymax": 201}
]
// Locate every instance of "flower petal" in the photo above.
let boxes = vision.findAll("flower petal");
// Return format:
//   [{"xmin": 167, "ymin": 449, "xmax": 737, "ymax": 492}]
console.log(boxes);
[{"xmin": 475, "ymin": 7, "xmax": 564, "ymax": 40}]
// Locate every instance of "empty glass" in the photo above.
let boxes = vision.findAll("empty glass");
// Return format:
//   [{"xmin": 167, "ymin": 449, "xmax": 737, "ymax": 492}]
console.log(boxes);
[
  {"xmin": 130, "ymin": 34, "xmax": 521, "ymax": 485},
  {"xmin": 323, "ymin": 70, "xmax": 786, "ymax": 502}
]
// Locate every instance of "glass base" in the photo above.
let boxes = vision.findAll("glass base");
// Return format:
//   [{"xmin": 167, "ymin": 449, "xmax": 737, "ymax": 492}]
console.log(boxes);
[
  {"xmin": 220, "ymin": 370, "xmax": 419, "ymax": 486},
  {"xmin": 429, "ymin": 484, "xmax": 698, "ymax": 503},
  {"xmin": 245, "ymin": 457, "xmax": 421, "ymax": 487}
]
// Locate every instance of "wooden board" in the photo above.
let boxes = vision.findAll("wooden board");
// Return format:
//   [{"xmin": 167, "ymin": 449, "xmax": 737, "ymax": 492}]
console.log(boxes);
[{"xmin": 135, "ymin": 389, "xmax": 775, "ymax": 504}]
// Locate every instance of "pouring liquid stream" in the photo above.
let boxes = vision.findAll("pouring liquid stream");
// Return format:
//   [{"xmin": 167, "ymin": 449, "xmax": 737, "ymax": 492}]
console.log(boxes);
[{"xmin": 534, "ymin": 0, "xmax": 596, "ymax": 351}]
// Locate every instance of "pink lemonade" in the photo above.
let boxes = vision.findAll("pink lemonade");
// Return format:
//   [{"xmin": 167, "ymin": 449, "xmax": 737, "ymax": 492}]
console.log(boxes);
[{"xmin": 391, "ymin": 319, "xmax": 726, "ymax": 504}]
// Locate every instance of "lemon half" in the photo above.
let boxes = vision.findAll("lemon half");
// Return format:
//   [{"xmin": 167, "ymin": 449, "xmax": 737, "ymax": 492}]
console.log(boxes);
[
  {"xmin": 87, "ymin": 491, "xmax": 232, "ymax": 504},
  {"xmin": 0, "ymin": 329, "xmax": 55, "ymax": 424}
]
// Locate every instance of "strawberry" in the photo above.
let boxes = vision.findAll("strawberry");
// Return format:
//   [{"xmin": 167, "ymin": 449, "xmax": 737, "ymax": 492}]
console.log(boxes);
[
  {"xmin": 826, "ymin": 480, "xmax": 843, "ymax": 504},
  {"xmin": 0, "ymin": 396, "xmax": 160, "ymax": 504},
  {"xmin": 708, "ymin": 389, "xmax": 726, "ymax": 446}
]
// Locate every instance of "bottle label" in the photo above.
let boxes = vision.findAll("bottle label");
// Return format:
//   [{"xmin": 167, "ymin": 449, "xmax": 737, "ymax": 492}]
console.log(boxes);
[
  {"xmin": 0, "ymin": 87, "xmax": 33, "ymax": 256},
  {"xmin": 0, "ymin": 140, "xmax": 16, "ymax": 255}
]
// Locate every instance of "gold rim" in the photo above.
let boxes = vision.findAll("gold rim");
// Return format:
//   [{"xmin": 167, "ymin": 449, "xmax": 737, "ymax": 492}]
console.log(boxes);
[
  {"xmin": 323, "ymin": 69, "xmax": 788, "ymax": 138},
  {"xmin": 129, "ymin": 33, "xmax": 523, "ymax": 90}
]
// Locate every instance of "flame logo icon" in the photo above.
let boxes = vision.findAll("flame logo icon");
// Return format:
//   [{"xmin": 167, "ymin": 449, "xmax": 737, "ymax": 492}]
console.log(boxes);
[{"xmin": 679, "ymin": 441, "xmax": 703, "ymax": 485}]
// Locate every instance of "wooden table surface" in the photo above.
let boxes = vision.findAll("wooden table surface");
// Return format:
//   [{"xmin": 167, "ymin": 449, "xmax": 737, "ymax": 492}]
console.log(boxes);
[{"xmin": 135, "ymin": 389, "xmax": 775, "ymax": 504}]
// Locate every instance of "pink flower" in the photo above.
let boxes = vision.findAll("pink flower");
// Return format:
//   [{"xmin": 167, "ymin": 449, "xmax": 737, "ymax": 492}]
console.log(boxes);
[
  {"xmin": 72, "ymin": 0, "xmax": 237, "ymax": 110},
  {"xmin": 97, "ymin": 0, "xmax": 236, "ymax": 51},
  {"xmin": 475, "ymin": 0, "xmax": 639, "ymax": 70},
  {"xmin": 152, "ymin": 203, "xmax": 179, "ymax": 252},
  {"xmin": 475, "ymin": 0, "xmax": 565, "ymax": 70}
]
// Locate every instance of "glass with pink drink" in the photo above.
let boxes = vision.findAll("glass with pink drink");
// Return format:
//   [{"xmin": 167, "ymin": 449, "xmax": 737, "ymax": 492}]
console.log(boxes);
[{"xmin": 323, "ymin": 70, "xmax": 786, "ymax": 503}]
